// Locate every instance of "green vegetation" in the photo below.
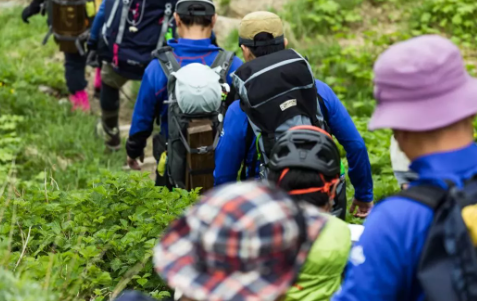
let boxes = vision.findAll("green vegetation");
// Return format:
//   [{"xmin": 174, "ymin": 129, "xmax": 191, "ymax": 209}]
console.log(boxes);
[
  {"xmin": 1, "ymin": 171, "xmax": 197, "ymax": 300},
  {"xmin": 411, "ymin": 0, "xmax": 477, "ymax": 45},
  {"xmin": 2, "ymin": 0, "xmax": 477, "ymax": 299}
]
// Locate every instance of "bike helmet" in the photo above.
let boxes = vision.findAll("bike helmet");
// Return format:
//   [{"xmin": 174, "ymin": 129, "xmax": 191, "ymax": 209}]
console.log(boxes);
[{"xmin": 268, "ymin": 125, "xmax": 341, "ymax": 177}]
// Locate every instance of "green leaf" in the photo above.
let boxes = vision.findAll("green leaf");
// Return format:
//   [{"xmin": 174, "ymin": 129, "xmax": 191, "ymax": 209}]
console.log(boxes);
[
  {"xmin": 452, "ymin": 14, "xmax": 463, "ymax": 25},
  {"xmin": 137, "ymin": 278, "xmax": 148, "ymax": 287}
]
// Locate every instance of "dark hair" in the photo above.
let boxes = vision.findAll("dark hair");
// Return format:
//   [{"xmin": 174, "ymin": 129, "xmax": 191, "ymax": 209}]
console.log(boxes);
[
  {"xmin": 178, "ymin": 5, "xmax": 214, "ymax": 28},
  {"xmin": 248, "ymin": 32, "xmax": 286, "ymax": 58},
  {"xmin": 268, "ymin": 168, "xmax": 334, "ymax": 208}
]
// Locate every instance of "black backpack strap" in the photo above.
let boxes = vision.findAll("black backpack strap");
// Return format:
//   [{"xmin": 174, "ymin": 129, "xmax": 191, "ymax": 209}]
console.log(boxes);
[
  {"xmin": 317, "ymin": 92, "xmax": 332, "ymax": 134},
  {"xmin": 241, "ymin": 124, "xmax": 257, "ymax": 180},
  {"xmin": 211, "ymin": 50, "xmax": 235, "ymax": 83},
  {"xmin": 397, "ymin": 185, "xmax": 448, "ymax": 210},
  {"xmin": 155, "ymin": 47, "xmax": 181, "ymax": 78}
]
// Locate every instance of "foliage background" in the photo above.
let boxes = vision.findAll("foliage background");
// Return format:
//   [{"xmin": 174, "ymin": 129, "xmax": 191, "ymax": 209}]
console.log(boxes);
[{"xmin": 1, "ymin": 0, "xmax": 477, "ymax": 299}]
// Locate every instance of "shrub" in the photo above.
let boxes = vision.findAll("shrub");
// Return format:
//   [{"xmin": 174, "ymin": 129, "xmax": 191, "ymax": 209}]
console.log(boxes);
[
  {"xmin": 0, "ymin": 268, "xmax": 57, "ymax": 301},
  {"xmin": 0, "ymin": 172, "xmax": 199, "ymax": 300},
  {"xmin": 411, "ymin": 0, "xmax": 477, "ymax": 45},
  {"xmin": 281, "ymin": 0, "xmax": 363, "ymax": 37}
]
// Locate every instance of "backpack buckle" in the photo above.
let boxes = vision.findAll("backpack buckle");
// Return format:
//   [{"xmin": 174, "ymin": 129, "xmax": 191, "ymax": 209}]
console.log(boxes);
[
  {"xmin": 197, "ymin": 146, "xmax": 208, "ymax": 154},
  {"xmin": 165, "ymin": 3, "xmax": 172, "ymax": 15}
]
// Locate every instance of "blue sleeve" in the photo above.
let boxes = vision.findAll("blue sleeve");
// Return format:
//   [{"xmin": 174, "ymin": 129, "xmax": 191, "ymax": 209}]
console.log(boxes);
[
  {"xmin": 333, "ymin": 198, "xmax": 432, "ymax": 301},
  {"xmin": 90, "ymin": 1, "xmax": 105, "ymax": 41},
  {"xmin": 317, "ymin": 81, "xmax": 373, "ymax": 202},
  {"xmin": 226, "ymin": 56, "xmax": 243, "ymax": 86},
  {"xmin": 127, "ymin": 60, "xmax": 167, "ymax": 159},
  {"xmin": 214, "ymin": 101, "xmax": 249, "ymax": 186}
]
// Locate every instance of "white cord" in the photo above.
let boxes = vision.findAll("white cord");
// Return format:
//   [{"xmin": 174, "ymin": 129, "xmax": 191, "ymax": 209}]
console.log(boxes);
[{"xmin": 126, "ymin": 0, "xmax": 146, "ymax": 27}]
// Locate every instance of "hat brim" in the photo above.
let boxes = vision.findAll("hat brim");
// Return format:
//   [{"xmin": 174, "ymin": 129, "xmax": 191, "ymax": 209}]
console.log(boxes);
[
  {"xmin": 369, "ymin": 76, "xmax": 477, "ymax": 131},
  {"xmin": 154, "ymin": 205, "xmax": 326, "ymax": 301}
]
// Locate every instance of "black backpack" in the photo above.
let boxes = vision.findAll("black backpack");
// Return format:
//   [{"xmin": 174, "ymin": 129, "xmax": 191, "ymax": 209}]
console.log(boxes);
[
  {"xmin": 395, "ymin": 179, "xmax": 477, "ymax": 301},
  {"xmin": 232, "ymin": 49, "xmax": 329, "ymax": 178},
  {"xmin": 156, "ymin": 48, "xmax": 235, "ymax": 190}
]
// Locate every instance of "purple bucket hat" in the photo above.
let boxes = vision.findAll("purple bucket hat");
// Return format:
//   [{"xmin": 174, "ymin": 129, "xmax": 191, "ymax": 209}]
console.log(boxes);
[{"xmin": 369, "ymin": 35, "xmax": 477, "ymax": 131}]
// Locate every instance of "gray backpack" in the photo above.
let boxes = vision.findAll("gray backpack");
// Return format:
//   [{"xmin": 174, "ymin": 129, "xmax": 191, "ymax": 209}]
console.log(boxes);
[{"xmin": 156, "ymin": 48, "xmax": 234, "ymax": 190}]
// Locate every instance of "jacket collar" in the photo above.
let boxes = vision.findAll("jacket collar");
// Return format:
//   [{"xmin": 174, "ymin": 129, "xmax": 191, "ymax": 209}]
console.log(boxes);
[{"xmin": 410, "ymin": 143, "xmax": 477, "ymax": 187}]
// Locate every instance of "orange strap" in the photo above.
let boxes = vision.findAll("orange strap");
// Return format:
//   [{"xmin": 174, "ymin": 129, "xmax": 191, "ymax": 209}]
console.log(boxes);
[{"xmin": 279, "ymin": 169, "xmax": 339, "ymax": 199}]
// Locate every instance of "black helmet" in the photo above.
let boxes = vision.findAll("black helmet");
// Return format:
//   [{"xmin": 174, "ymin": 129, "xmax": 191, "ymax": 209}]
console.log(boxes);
[{"xmin": 268, "ymin": 126, "xmax": 341, "ymax": 177}]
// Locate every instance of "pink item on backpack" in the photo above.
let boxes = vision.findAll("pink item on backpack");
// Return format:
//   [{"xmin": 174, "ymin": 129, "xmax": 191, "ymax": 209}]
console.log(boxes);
[
  {"xmin": 69, "ymin": 90, "xmax": 90, "ymax": 112},
  {"xmin": 94, "ymin": 68, "xmax": 102, "ymax": 91}
]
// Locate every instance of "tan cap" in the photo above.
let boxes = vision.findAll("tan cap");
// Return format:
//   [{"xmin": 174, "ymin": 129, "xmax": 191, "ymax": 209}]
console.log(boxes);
[{"xmin": 239, "ymin": 11, "xmax": 284, "ymax": 47}]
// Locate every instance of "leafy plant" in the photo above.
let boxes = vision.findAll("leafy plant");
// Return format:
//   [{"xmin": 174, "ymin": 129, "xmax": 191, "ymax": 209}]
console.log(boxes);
[
  {"xmin": 410, "ymin": 0, "xmax": 477, "ymax": 45},
  {"xmin": 0, "ymin": 171, "xmax": 199, "ymax": 300},
  {"xmin": 281, "ymin": 0, "xmax": 363, "ymax": 37},
  {"xmin": 0, "ymin": 268, "xmax": 57, "ymax": 301}
]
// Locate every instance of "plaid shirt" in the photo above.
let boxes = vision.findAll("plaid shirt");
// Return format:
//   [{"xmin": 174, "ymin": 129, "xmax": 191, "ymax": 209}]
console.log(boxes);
[{"xmin": 154, "ymin": 181, "xmax": 327, "ymax": 301}]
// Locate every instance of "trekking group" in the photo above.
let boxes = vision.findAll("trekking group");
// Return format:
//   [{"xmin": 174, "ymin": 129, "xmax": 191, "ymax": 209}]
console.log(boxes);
[{"xmin": 21, "ymin": 0, "xmax": 477, "ymax": 300}]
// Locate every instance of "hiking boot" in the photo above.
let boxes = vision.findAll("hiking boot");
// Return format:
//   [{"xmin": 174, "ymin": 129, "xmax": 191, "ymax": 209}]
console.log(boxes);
[
  {"xmin": 69, "ymin": 90, "xmax": 91, "ymax": 112},
  {"xmin": 95, "ymin": 120, "xmax": 121, "ymax": 151},
  {"xmin": 94, "ymin": 68, "xmax": 102, "ymax": 99}
]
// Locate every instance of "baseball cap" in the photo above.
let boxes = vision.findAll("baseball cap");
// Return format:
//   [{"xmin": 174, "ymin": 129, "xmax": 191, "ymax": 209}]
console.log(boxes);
[
  {"xmin": 176, "ymin": 0, "xmax": 215, "ymax": 16},
  {"xmin": 154, "ymin": 181, "xmax": 327, "ymax": 301},
  {"xmin": 239, "ymin": 11, "xmax": 285, "ymax": 47},
  {"xmin": 369, "ymin": 35, "xmax": 477, "ymax": 131}
]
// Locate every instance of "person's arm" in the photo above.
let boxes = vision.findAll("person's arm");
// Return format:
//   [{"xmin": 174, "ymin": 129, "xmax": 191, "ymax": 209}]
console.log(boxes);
[
  {"xmin": 21, "ymin": 0, "xmax": 45, "ymax": 23},
  {"xmin": 214, "ymin": 101, "xmax": 249, "ymax": 186},
  {"xmin": 318, "ymin": 82, "xmax": 373, "ymax": 203},
  {"xmin": 89, "ymin": 1, "xmax": 106, "ymax": 42},
  {"xmin": 126, "ymin": 61, "xmax": 166, "ymax": 164},
  {"xmin": 333, "ymin": 199, "xmax": 432, "ymax": 301}
]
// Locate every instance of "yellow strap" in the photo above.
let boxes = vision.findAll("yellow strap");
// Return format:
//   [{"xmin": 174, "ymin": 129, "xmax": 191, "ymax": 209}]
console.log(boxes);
[
  {"xmin": 86, "ymin": 2, "xmax": 96, "ymax": 17},
  {"xmin": 462, "ymin": 204, "xmax": 477, "ymax": 246}
]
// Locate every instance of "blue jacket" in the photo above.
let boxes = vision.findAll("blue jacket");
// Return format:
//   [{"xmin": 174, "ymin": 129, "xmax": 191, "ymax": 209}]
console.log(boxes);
[
  {"xmin": 214, "ymin": 80, "xmax": 374, "ymax": 203},
  {"xmin": 90, "ymin": 0, "xmax": 105, "ymax": 42},
  {"xmin": 333, "ymin": 143, "xmax": 477, "ymax": 301},
  {"xmin": 126, "ymin": 38, "xmax": 242, "ymax": 159}
]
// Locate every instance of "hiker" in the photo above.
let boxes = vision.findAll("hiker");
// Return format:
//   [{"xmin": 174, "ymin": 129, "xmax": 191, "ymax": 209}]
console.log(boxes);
[
  {"xmin": 88, "ymin": 0, "xmax": 178, "ymax": 150},
  {"xmin": 154, "ymin": 181, "xmax": 327, "ymax": 301},
  {"xmin": 21, "ymin": 0, "xmax": 102, "ymax": 111},
  {"xmin": 214, "ymin": 11, "xmax": 374, "ymax": 219},
  {"xmin": 390, "ymin": 135, "xmax": 417, "ymax": 189},
  {"xmin": 333, "ymin": 35, "xmax": 477, "ymax": 301},
  {"xmin": 268, "ymin": 126, "xmax": 351, "ymax": 301},
  {"xmin": 126, "ymin": 0, "xmax": 242, "ymax": 188}
]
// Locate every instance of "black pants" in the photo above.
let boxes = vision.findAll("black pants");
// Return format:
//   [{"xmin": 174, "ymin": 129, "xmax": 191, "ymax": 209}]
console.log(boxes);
[{"xmin": 64, "ymin": 52, "xmax": 87, "ymax": 94}]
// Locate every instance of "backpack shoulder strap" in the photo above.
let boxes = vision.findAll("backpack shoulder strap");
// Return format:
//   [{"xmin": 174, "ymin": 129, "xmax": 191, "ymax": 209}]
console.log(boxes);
[
  {"xmin": 317, "ymin": 92, "xmax": 332, "ymax": 134},
  {"xmin": 241, "ymin": 124, "xmax": 257, "ymax": 180},
  {"xmin": 114, "ymin": 0, "xmax": 129, "ymax": 45},
  {"xmin": 155, "ymin": 2, "xmax": 173, "ymax": 52},
  {"xmin": 155, "ymin": 47, "xmax": 181, "ymax": 79},
  {"xmin": 211, "ymin": 50, "xmax": 235, "ymax": 83},
  {"xmin": 396, "ymin": 185, "xmax": 448, "ymax": 210}
]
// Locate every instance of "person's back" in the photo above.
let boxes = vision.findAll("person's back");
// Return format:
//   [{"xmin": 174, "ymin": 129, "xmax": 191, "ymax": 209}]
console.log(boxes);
[
  {"xmin": 267, "ymin": 126, "xmax": 352, "ymax": 301},
  {"xmin": 334, "ymin": 35, "xmax": 477, "ymax": 301},
  {"xmin": 214, "ymin": 11, "xmax": 374, "ymax": 219},
  {"xmin": 126, "ymin": 0, "xmax": 242, "ymax": 184}
]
